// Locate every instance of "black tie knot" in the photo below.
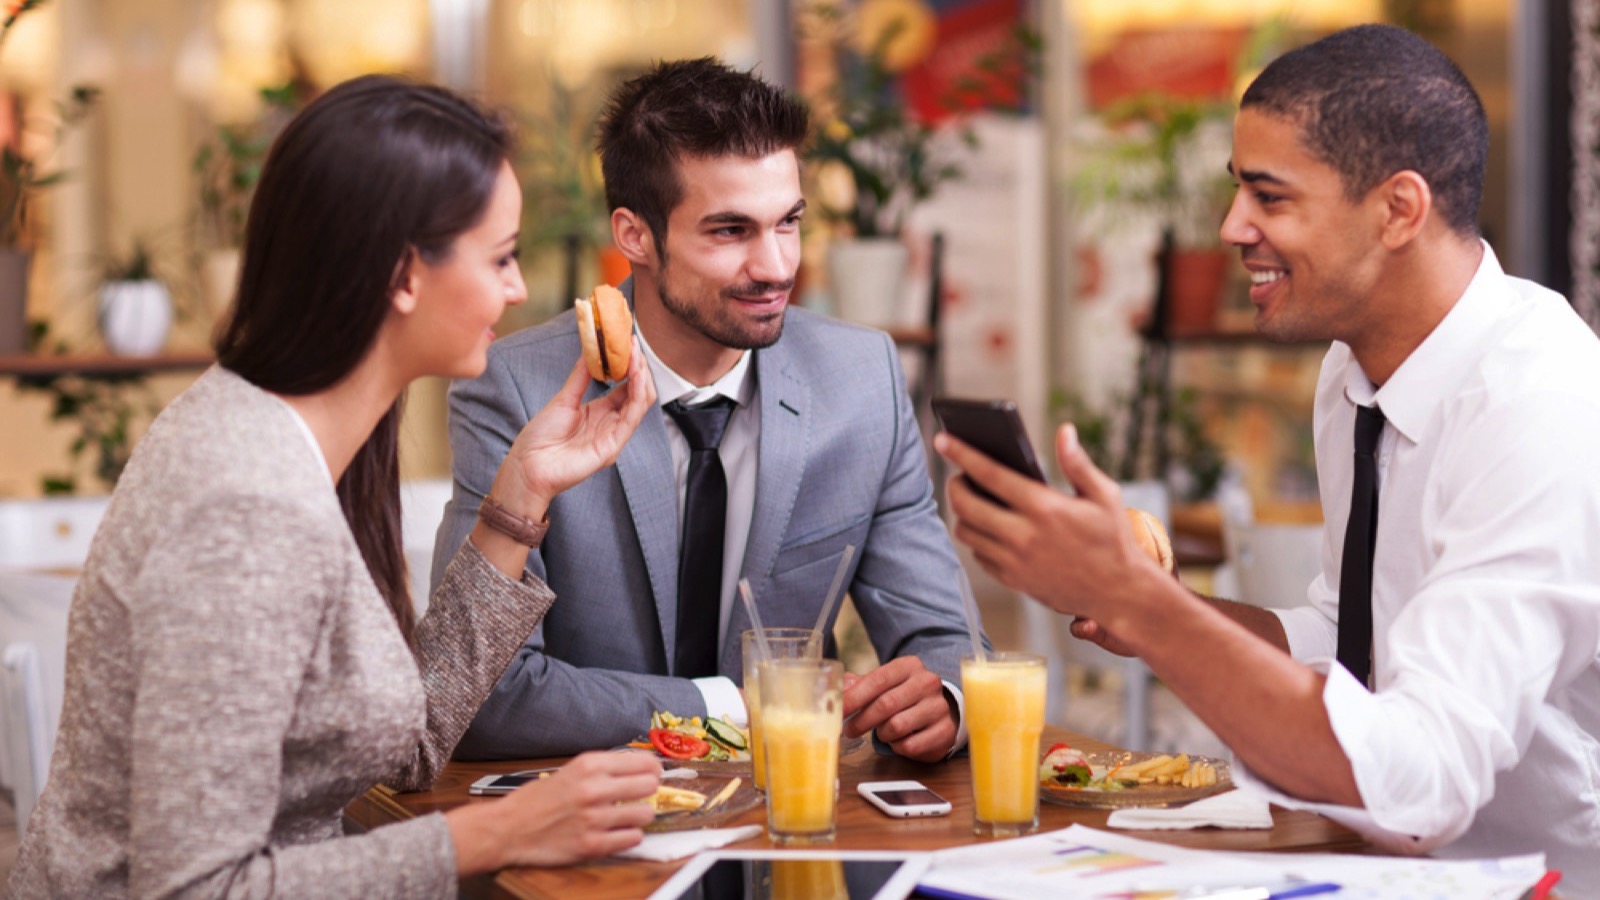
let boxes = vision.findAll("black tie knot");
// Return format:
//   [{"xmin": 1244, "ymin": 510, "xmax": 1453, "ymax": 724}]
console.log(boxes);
[
  {"xmin": 664, "ymin": 397, "xmax": 737, "ymax": 451},
  {"xmin": 1354, "ymin": 404, "xmax": 1385, "ymax": 457}
]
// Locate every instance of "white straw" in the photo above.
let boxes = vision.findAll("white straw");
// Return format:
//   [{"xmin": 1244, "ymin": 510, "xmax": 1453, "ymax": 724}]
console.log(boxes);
[
  {"xmin": 739, "ymin": 579, "xmax": 773, "ymax": 664},
  {"xmin": 957, "ymin": 568, "xmax": 986, "ymax": 665},
  {"xmin": 807, "ymin": 544, "xmax": 856, "ymax": 657}
]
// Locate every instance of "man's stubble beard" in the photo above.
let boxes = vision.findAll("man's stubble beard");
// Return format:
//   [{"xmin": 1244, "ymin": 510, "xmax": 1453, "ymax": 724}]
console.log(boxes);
[{"xmin": 657, "ymin": 270, "xmax": 790, "ymax": 352}]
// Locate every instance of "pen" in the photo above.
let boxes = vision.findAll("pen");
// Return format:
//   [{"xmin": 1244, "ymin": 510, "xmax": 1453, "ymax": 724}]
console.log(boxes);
[
  {"xmin": 1268, "ymin": 883, "xmax": 1340, "ymax": 900},
  {"xmin": 1523, "ymin": 870, "xmax": 1562, "ymax": 900}
]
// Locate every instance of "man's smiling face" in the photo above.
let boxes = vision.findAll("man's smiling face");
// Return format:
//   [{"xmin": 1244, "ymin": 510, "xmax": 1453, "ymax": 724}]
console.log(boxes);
[
  {"xmin": 1220, "ymin": 108, "xmax": 1389, "ymax": 346},
  {"xmin": 653, "ymin": 149, "xmax": 804, "ymax": 352}
]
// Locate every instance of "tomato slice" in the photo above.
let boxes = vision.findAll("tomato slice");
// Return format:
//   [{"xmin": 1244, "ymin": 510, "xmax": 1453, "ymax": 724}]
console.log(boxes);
[{"xmin": 649, "ymin": 728, "xmax": 710, "ymax": 760}]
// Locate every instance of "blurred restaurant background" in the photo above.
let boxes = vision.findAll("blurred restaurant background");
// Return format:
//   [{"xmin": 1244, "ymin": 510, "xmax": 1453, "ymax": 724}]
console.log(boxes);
[{"xmin": 0, "ymin": 0, "xmax": 1596, "ymax": 843}]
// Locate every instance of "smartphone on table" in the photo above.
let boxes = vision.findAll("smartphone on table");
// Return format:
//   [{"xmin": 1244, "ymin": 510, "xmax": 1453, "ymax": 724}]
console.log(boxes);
[
  {"xmin": 857, "ymin": 780, "xmax": 952, "ymax": 818},
  {"xmin": 932, "ymin": 397, "xmax": 1047, "ymax": 504},
  {"xmin": 468, "ymin": 768, "xmax": 559, "ymax": 796}
]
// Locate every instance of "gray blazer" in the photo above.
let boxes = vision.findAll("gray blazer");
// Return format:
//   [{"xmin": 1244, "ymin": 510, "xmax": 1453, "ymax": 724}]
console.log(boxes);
[{"xmin": 435, "ymin": 299, "xmax": 982, "ymax": 758}]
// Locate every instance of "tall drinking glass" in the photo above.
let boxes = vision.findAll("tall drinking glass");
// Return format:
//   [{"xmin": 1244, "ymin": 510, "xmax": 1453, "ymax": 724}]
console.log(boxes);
[
  {"xmin": 741, "ymin": 627, "xmax": 817, "ymax": 792},
  {"xmin": 962, "ymin": 652, "xmax": 1047, "ymax": 836},
  {"xmin": 757, "ymin": 657, "xmax": 843, "ymax": 844}
]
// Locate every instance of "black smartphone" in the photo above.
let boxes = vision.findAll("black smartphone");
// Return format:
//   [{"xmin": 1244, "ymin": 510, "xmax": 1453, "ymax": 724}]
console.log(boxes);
[{"xmin": 932, "ymin": 397, "xmax": 1047, "ymax": 504}]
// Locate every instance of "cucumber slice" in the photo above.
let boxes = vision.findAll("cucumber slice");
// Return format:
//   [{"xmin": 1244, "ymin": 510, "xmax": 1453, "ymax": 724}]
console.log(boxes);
[{"xmin": 705, "ymin": 717, "xmax": 747, "ymax": 752}]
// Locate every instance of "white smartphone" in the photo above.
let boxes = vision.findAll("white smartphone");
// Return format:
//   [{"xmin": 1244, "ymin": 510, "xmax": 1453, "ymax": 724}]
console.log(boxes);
[
  {"xmin": 857, "ymin": 780, "xmax": 952, "ymax": 818},
  {"xmin": 467, "ymin": 768, "xmax": 558, "ymax": 796}
]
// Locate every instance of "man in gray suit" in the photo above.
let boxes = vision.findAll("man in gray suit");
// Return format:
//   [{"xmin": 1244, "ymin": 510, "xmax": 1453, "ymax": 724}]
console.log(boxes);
[{"xmin": 434, "ymin": 58, "xmax": 984, "ymax": 762}]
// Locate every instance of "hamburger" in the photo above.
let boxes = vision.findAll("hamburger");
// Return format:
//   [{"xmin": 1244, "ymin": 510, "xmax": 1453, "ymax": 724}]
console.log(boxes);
[
  {"xmin": 1125, "ymin": 507, "xmax": 1175, "ymax": 574},
  {"xmin": 574, "ymin": 284, "xmax": 633, "ymax": 384}
]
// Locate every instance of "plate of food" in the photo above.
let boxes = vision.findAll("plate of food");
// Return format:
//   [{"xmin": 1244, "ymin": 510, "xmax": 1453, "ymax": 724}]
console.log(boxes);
[
  {"xmin": 646, "ymin": 770, "xmax": 762, "ymax": 832},
  {"xmin": 627, "ymin": 710, "xmax": 871, "ymax": 772},
  {"xmin": 626, "ymin": 711, "xmax": 755, "ymax": 772},
  {"xmin": 1037, "ymin": 743, "xmax": 1232, "ymax": 809}
]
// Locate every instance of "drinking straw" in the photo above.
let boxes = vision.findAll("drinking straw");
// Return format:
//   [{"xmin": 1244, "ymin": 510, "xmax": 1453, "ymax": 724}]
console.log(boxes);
[
  {"xmin": 807, "ymin": 544, "xmax": 857, "ymax": 656},
  {"xmin": 958, "ymin": 568, "xmax": 986, "ymax": 665},
  {"xmin": 739, "ymin": 578, "xmax": 774, "ymax": 664}
]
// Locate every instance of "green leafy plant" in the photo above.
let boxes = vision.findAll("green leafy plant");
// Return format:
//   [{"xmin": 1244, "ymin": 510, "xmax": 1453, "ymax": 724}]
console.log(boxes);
[
  {"xmin": 192, "ymin": 83, "xmax": 297, "ymax": 249},
  {"xmin": 1069, "ymin": 95, "xmax": 1236, "ymax": 249},
  {"xmin": 1, "ymin": 1, "xmax": 98, "ymax": 247},
  {"xmin": 803, "ymin": 1, "xmax": 1042, "ymax": 238},
  {"xmin": 18, "ymin": 323, "xmax": 162, "ymax": 493},
  {"xmin": 517, "ymin": 78, "xmax": 608, "ymax": 255},
  {"xmin": 1052, "ymin": 384, "xmax": 1225, "ymax": 502},
  {"xmin": 103, "ymin": 237, "xmax": 159, "ymax": 282}
]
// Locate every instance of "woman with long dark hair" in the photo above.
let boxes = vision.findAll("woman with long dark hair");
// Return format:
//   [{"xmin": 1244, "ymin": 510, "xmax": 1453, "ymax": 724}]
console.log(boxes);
[{"xmin": 5, "ymin": 75, "xmax": 660, "ymax": 897}]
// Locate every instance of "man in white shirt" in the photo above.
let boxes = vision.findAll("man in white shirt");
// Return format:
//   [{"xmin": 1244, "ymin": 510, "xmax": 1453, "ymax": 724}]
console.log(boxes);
[
  {"xmin": 938, "ymin": 24, "xmax": 1600, "ymax": 890},
  {"xmin": 437, "ymin": 58, "xmax": 980, "ymax": 763}
]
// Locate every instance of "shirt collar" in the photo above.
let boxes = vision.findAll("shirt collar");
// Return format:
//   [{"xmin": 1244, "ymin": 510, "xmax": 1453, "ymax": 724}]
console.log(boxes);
[
  {"xmin": 635, "ymin": 324, "xmax": 755, "ymax": 410},
  {"xmin": 1347, "ymin": 240, "xmax": 1505, "ymax": 444}
]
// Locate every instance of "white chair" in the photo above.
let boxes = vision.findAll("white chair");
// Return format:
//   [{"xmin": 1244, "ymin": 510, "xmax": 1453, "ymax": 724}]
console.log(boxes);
[
  {"xmin": 1220, "ymin": 517, "xmax": 1324, "ymax": 610},
  {"xmin": 0, "ymin": 495, "xmax": 109, "ymax": 828},
  {"xmin": 400, "ymin": 478, "xmax": 454, "ymax": 618}
]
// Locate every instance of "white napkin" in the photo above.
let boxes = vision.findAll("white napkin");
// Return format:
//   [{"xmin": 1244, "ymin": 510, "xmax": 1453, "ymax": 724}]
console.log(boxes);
[
  {"xmin": 613, "ymin": 825, "xmax": 763, "ymax": 862},
  {"xmin": 1105, "ymin": 788, "xmax": 1274, "ymax": 830}
]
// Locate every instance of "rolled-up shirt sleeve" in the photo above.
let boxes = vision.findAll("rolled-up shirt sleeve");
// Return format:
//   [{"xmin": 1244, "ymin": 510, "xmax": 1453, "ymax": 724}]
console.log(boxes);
[{"xmin": 1246, "ymin": 388, "xmax": 1600, "ymax": 855}]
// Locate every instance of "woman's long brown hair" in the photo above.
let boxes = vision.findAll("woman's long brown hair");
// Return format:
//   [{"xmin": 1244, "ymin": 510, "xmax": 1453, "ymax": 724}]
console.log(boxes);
[{"xmin": 215, "ymin": 76, "xmax": 513, "ymax": 643}]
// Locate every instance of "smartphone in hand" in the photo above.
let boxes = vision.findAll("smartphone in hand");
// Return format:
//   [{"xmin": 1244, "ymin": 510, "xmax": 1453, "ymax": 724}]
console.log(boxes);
[{"xmin": 932, "ymin": 397, "xmax": 1046, "ymax": 504}]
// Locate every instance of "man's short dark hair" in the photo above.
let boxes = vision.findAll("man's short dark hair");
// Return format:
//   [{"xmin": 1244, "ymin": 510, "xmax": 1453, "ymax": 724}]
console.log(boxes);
[
  {"xmin": 1241, "ymin": 23, "xmax": 1487, "ymax": 236},
  {"xmin": 596, "ymin": 57, "xmax": 810, "ymax": 252}
]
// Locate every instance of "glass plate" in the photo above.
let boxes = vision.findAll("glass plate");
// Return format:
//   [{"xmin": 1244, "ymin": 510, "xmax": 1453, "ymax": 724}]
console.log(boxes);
[
  {"xmin": 646, "ymin": 771, "xmax": 763, "ymax": 832},
  {"xmin": 1039, "ymin": 750, "xmax": 1233, "ymax": 809}
]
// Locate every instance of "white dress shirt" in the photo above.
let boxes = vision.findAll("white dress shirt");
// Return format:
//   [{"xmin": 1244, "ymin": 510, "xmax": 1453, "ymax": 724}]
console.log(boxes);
[
  {"xmin": 637, "ymin": 329, "xmax": 967, "ymax": 754},
  {"xmin": 1242, "ymin": 245, "xmax": 1600, "ymax": 892},
  {"xmin": 635, "ymin": 328, "xmax": 759, "ymax": 724}
]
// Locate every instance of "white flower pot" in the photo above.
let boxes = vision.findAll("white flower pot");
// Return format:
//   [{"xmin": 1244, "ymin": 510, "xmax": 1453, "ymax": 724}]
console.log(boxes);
[
  {"xmin": 827, "ymin": 237, "xmax": 909, "ymax": 328},
  {"xmin": 98, "ymin": 279, "xmax": 173, "ymax": 356}
]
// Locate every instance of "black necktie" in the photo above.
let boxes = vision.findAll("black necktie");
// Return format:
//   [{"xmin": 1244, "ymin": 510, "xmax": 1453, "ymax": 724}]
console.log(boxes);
[
  {"xmin": 663, "ymin": 396, "xmax": 737, "ymax": 678},
  {"xmin": 1337, "ymin": 403, "xmax": 1385, "ymax": 688}
]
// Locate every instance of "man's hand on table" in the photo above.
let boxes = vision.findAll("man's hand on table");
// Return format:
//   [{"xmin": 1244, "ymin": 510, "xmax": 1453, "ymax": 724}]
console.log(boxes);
[
  {"xmin": 842, "ymin": 656, "xmax": 957, "ymax": 763},
  {"xmin": 449, "ymin": 750, "xmax": 662, "ymax": 874}
]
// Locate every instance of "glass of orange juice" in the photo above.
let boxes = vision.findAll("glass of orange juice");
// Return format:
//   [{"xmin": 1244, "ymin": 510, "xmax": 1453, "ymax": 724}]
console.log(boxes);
[
  {"xmin": 757, "ymin": 657, "xmax": 843, "ymax": 844},
  {"xmin": 962, "ymin": 652, "xmax": 1047, "ymax": 836},
  {"xmin": 741, "ymin": 627, "xmax": 817, "ymax": 792}
]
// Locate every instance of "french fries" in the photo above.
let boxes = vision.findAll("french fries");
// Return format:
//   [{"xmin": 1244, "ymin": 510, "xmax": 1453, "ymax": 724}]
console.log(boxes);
[
  {"xmin": 1109, "ymin": 752, "xmax": 1218, "ymax": 787},
  {"xmin": 1045, "ymin": 749, "xmax": 1224, "ymax": 793},
  {"xmin": 1180, "ymin": 761, "xmax": 1219, "ymax": 788}
]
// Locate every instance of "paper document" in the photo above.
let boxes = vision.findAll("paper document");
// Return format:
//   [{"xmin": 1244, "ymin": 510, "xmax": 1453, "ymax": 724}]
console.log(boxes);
[{"xmin": 917, "ymin": 824, "xmax": 1546, "ymax": 900}]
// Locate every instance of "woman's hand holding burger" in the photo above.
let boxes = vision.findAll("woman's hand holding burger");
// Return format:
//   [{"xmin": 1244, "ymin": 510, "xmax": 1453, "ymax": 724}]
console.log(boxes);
[{"xmin": 473, "ymin": 284, "xmax": 655, "ymax": 576}]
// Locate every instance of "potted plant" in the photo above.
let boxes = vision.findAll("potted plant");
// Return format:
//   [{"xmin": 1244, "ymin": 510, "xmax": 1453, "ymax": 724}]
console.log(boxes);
[
  {"xmin": 802, "ymin": 0, "xmax": 1040, "ymax": 327},
  {"xmin": 98, "ymin": 239, "xmax": 173, "ymax": 357},
  {"xmin": 516, "ymin": 77, "xmax": 612, "ymax": 312},
  {"xmin": 1070, "ymin": 95, "xmax": 1237, "ymax": 335},
  {"xmin": 0, "ymin": 0, "xmax": 97, "ymax": 353},
  {"xmin": 191, "ymin": 83, "xmax": 296, "ymax": 317},
  {"xmin": 1051, "ymin": 384, "xmax": 1225, "ymax": 504}
]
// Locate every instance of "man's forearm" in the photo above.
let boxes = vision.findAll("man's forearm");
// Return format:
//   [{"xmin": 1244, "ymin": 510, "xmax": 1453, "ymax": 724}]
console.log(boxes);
[
  {"xmin": 1109, "ymin": 577, "xmax": 1360, "ymax": 806},
  {"xmin": 1200, "ymin": 594, "xmax": 1291, "ymax": 653}
]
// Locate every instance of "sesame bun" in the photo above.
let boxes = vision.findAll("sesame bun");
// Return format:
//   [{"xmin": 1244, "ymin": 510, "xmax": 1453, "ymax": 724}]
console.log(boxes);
[{"xmin": 1126, "ymin": 507, "xmax": 1175, "ymax": 574}]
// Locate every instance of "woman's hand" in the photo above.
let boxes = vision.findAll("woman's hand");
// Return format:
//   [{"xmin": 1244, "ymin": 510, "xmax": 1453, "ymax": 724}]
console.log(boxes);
[
  {"xmin": 449, "ymin": 750, "xmax": 662, "ymax": 874},
  {"xmin": 491, "ymin": 338, "xmax": 656, "ymax": 517}
]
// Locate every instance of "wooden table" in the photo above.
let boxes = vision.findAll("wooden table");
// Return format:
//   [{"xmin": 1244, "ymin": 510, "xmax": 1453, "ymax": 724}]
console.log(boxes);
[{"xmin": 348, "ymin": 727, "xmax": 1366, "ymax": 899}]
